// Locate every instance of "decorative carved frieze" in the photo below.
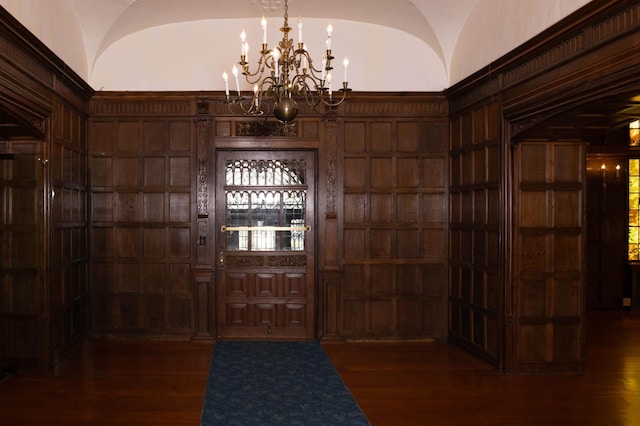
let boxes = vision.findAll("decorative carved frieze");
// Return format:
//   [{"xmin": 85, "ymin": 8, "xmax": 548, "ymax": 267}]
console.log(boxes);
[
  {"xmin": 224, "ymin": 254, "xmax": 307, "ymax": 268},
  {"xmin": 449, "ymin": 78, "xmax": 499, "ymax": 114},
  {"xmin": 343, "ymin": 101, "xmax": 447, "ymax": 116},
  {"xmin": 502, "ymin": 34, "xmax": 585, "ymax": 88},
  {"xmin": 591, "ymin": 3, "xmax": 640, "ymax": 44},
  {"xmin": 267, "ymin": 255, "xmax": 307, "ymax": 267},
  {"xmin": 0, "ymin": 34, "xmax": 53, "ymax": 87},
  {"xmin": 236, "ymin": 120, "xmax": 298, "ymax": 137},
  {"xmin": 509, "ymin": 112, "xmax": 554, "ymax": 141},
  {"xmin": 225, "ymin": 255, "xmax": 264, "ymax": 268},
  {"xmin": 450, "ymin": 2, "xmax": 640, "ymax": 114},
  {"xmin": 90, "ymin": 100, "xmax": 191, "ymax": 116}
]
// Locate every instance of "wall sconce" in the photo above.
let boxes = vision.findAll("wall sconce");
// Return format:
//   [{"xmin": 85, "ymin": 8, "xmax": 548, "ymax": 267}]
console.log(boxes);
[{"xmin": 601, "ymin": 163, "xmax": 621, "ymax": 189}]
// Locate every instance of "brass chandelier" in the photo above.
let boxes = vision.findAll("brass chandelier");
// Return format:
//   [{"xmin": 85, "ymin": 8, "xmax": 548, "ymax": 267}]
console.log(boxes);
[{"xmin": 222, "ymin": 0, "xmax": 350, "ymax": 122}]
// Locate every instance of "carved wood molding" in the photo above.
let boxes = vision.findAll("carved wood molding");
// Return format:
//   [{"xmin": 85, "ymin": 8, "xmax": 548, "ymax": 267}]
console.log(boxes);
[
  {"xmin": 236, "ymin": 120, "xmax": 298, "ymax": 137},
  {"xmin": 195, "ymin": 101, "xmax": 210, "ymax": 216},
  {"xmin": 197, "ymin": 157, "xmax": 208, "ymax": 216},
  {"xmin": 325, "ymin": 120, "xmax": 338, "ymax": 215},
  {"xmin": 0, "ymin": 96, "xmax": 47, "ymax": 137},
  {"xmin": 449, "ymin": 1, "xmax": 640, "ymax": 113},
  {"xmin": 502, "ymin": 33, "xmax": 585, "ymax": 89},
  {"xmin": 225, "ymin": 255, "xmax": 264, "ymax": 268},
  {"xmin": 509, "ymin": 112, "xmax": 555, "ymax": 141},
  {"xmin": 225, "ymin": 254, "xmax": 307, "ymax": 268},
  {"xmin": 1, "ymin": 7, "xmax": 92, "ymax": 98},
  {"xmin": 343, "ymin": 100, "xmax": 447, "ymax": 116},
  {"xmin": 90, "ymin": 100, "xmax": 191, "ymax": 116},
  {"xmin": 449, "ymin": 78, "xmax": 500, "ymax": 114},
  {"xmin": 0, "ymin": 33, "xmax": 53, "ymax": 88},
  {"xmin": 591, "ymin": 3, "xmax": 640, "ymax": 45},
  {"xmin": 267, "ymin": 255, "xmax": 307, "ymax": 267},
  {"xmin": 586, "ymin": 145, "xmax": 632, "ymax": 154}
]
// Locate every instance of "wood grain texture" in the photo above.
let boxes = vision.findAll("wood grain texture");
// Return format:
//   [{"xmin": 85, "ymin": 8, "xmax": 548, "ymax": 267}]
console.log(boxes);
[{"xmin": 0, "ymin": 311, "xmax": 637, "ymax": 425}]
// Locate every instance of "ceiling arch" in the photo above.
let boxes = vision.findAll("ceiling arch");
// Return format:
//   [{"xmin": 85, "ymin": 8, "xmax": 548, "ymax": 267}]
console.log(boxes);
[{"xmin": 0, "ymin": 0, "xmax": 594, "ymax": 91}]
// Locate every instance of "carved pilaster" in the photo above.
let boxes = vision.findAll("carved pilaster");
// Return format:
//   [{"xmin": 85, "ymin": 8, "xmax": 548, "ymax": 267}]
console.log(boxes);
[
  {"xmin": 325, "ymin": 120, "xmax": 338, "ymax": 216},
  {"xmin": 197, "ymin": 157, "xmax": 208, "ymax": 215},
  {"xmin": 195, "ymin": 101, "xmax": 212, "ymax": 269},
  {"xmin": 195, "ymin": 100, "xmax": 210, "ymax": 217}
]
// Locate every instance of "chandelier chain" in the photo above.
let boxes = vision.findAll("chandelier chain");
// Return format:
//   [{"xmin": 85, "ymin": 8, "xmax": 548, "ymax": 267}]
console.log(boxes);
[{"xmin": 283, "ymin": 0, "xmax": 288, "ymax": 28}]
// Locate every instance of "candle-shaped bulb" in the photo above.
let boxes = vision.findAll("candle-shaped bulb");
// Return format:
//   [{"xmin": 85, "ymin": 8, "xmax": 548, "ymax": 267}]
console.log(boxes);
[
  {"xmin": 241, "ymin": 30, "xmax": 246, "ymax": 43},
  {"xmin": 261, "ymin": 16, "xmax": 267, "ymax": 44},
  {"xmin": 326, "ymin": 24, "xmax": 333, "ymax": 50},
  {"xmin": 254, "ymin": 84, "xmax": 259, "ymax": 107},
  {"xmin": 240, "ymin": 30, "xmax": 247, "ymax": 56},
  {"xmin": 232, "ymin": 65, "xmax": 240, "ymax": 96},
  {"xmin": 223, "ymin": 72, "xmax": 229, "ymax": 96},
  {"xmin": 616, "ymin": 164, "xmax": 621, "ymax": 179},
  {"xmin": 302, "ymin": 45, "xmax": 309, "ymax": 70},
  {"xmin": 343, "ymin": 57, "xmax": 349, "ymax": 82},
  {"xmin": 298, "ymin": 17, "xmax": 303, "ymax": 44}
]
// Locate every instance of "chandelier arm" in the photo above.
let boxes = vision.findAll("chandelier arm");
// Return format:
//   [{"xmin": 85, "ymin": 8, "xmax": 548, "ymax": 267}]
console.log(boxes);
[
  {"xmin": 319, "ymin": 87, "xmax": 348, "ymax": 107},
  {"xmin": 304, "ymin": 60, "xmax": 329, "ymax": 86},
  {"xmin": 243, "ymin": 69, "xmax": 271, "ymax": 86},
  {"xmin": 241, "ymin": 54, "xmax": 274, "ymax": 84},
  {"xmin": 226, "ymin": 97, "xmax": 263, "ymax": 117},
  {"xmin": 289, "ymin": 74, "xmax": 321, "ymax": 106},
  {"xmin": 300, "ymin": 86, "xmax": 324, "ymax": 110}
]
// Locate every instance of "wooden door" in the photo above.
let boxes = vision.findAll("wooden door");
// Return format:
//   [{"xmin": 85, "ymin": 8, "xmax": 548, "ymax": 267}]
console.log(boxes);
[{"xmin": 216, "ymin": 151, "xmax": 315, "ymax": 339}]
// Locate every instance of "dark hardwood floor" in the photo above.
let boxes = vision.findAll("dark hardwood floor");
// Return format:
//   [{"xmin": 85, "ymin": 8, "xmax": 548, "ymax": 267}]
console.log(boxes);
[{"xmin": 1, "ymin": 310, "xmax": 638, "ymax": 425}]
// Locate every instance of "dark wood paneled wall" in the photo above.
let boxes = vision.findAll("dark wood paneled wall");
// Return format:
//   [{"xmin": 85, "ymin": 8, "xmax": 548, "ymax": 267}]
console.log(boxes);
[
  {"xmin": 0, "ymin": 143, "xmax": 43, "ymax": 370},
  {"xmin": 340, "ymin": 99, "xmax": 449, "ymax": 339},
  {"xmin": 88, "ymin": 96, "xmax": 196, "ymax": 338},
  {"xmin": 510, "ymin": 141, "xmax": 585, "ymax": 374},
  {"xmin": 0, "ymin": 8, "xmax": 93, "ymax": 371},
  {"xmin": 87, "ymin": 93, "xmax": 449, "ymax": 342},
  {"xmin": 448, "ymin": 101, "xmax": 502, "ymax": 365},
  {"xmin": 446, "ymin": 0, "xmax": 640, "ymax": 373},
  {"xmin": 50, "ymin": 95, "xmax": 90, "ymax": 364}
]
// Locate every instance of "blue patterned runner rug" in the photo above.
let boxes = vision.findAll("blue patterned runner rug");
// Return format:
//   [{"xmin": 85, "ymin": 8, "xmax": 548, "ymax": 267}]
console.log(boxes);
[{"xmin": 200, "ymin": 340, "xmax": 370, "ymax": 425}]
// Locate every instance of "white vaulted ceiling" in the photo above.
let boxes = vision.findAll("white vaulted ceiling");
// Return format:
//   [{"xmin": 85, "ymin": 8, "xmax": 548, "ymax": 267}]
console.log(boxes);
[{"xmin": 0, "ymin": 0, "xmax": 592, "ymax": 92}]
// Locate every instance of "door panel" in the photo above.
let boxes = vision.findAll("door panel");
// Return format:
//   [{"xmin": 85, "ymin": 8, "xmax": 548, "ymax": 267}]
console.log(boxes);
[{"xmin": 216, "ymin": 151, "xmax": 315, "ymax": 339}]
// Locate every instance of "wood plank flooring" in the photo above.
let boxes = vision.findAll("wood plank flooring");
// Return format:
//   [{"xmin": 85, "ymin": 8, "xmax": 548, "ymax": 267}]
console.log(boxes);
[{"xmin": 0, "ymin": 310, "xmax": 638, "ymax": 425}]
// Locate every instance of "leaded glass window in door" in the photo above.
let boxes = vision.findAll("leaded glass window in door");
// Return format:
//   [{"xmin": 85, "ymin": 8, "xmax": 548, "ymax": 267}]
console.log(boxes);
[{"xmin": 224, "ymin": 159, "xmax": 307, "ymax": 251}]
